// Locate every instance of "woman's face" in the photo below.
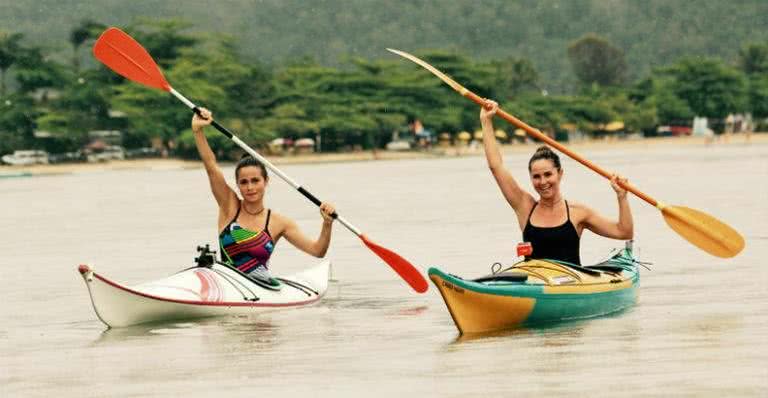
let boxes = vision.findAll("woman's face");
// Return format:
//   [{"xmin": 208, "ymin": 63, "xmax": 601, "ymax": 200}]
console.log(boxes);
[
  {"xmin": 237, "ymin": 166, "xmax": 268, "ymax": 202},
  {"xmin": 529, "ymin": 159, "xmax": 562, "ymax": 199}
]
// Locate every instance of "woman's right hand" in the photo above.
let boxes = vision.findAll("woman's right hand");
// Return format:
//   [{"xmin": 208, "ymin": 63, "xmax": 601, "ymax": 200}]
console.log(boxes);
[
  {"xmin": 192, "ymin": 108, "xmax": 213, "ymax": 131},
  {"xmin": 479, "ymin": 99, "xmax": 498, "ymax": 123}
]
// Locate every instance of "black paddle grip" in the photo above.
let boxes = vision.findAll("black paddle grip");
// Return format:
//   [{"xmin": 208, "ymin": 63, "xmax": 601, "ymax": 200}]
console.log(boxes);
[
  {"xmin": 192, "ymin": 107, "xmax": 233, "ymax": 139},
  {"xmin": 297, "ymin": 187, "xmax": 338, "ymax": 219},
  {"xmin": 210, "ymin": 120, "xmax": 234, "ymax": 139}
]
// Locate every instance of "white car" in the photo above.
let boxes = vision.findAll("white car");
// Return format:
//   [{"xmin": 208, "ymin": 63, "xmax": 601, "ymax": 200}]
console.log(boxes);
[
  {"xmin": 86, "ymin": 146, "xmax": 125, "ymax": 162},
  {"xmin": 385, "ymin": 140, "xmax": 412, "ymax": 151},
  {"xmin": 1, "ymin": 150, "xmax": 49, "ymax": 165}
]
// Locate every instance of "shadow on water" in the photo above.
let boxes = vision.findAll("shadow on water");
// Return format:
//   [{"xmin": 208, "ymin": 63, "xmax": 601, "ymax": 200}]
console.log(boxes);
[{"xmin": 91, "ymin": 316, "xmax": 278, "ymax": 346}]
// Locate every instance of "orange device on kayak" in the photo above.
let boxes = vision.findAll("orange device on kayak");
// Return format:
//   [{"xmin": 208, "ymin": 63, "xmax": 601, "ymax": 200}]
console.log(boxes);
[{"xmin": 517, "ymin": 242, "xmax": 533, "ymax": 258}]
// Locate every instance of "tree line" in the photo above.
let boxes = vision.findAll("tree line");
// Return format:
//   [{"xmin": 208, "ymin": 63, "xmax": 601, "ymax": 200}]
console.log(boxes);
[{"xmin": 1, "ymin": 19, "xmax": 766, "ymax": 158}]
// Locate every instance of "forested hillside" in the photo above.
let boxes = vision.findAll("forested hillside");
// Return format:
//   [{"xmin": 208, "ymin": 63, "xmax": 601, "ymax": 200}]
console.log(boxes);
[
  {"xmin": 2, "ymin": 0, "xmax": 766, "ymax": 92},
  {"xmin": 1, "ymin": 1, "xmax": 766, "ymax": 157}
]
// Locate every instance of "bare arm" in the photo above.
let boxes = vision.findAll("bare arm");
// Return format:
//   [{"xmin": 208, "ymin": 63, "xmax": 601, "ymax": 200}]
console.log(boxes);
[
  {"xmin": 280, "ymin": 203, "xmax": 336, "ymax": 257},
  {"xmin": 583, "ymin": 175, "xmax": 634, "ymax": 239},
  {"xmin": 480, "ymin": 100, "xmax": 534, "ymax": 213},
  {"xmin": 191, "ymin": 108, "xmax": 238, "ymax": 217}
]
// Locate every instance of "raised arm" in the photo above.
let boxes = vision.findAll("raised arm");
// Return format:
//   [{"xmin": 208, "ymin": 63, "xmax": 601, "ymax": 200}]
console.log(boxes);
[
  {"xmin": 191, "ymin": 108, "xmax": 238, "ymax": 216},
  {"xmin": 480, "ymin": 100, "xmax": 534, "ymax": 214},
  {"xmin": 279, "ymin": 203, "xmax": 336, "ymax": 257},
  {"xmin": 583, "ymin": 174, "xmax": 634, "ymax": 240}
]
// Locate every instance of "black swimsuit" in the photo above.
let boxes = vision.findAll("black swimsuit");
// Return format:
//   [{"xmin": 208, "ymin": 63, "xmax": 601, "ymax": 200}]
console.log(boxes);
[{"xmin": 522, "ymin": 200, "xmax": 581, "ymax": 265}]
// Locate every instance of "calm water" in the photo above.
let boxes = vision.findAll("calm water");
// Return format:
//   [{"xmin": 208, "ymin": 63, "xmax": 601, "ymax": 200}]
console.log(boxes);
[{"xmin": 2, "ymin": 141, "xmax": 767, "ymax": 397}]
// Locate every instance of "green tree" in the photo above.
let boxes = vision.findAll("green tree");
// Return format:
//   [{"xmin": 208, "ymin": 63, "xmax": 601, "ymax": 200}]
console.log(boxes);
[
  {"xmin": 567, "ymin": 34, "xmax": 627, "ymax": 87},
  {"xmin": 661, "ymin": 58, "xmax": 747, "ymax": 119},
  {"xmin": 0, "ymin": 31, "xmax": 24, "ymax": 96},
  {"xmin": 127, "ymin": 19, "xmax": 198, "ymax": 68},
  {"xmin": 35, "ymin": 69, "xmax": 114, "ymax": 152},
  {"xmin": 747, "ymin": 75, "xmax": 768, "ymax": 118},
  {"xmin": 630, "ymin": 76, "xmax": 693, "ymax": 125},
  {"xmin": 739, "ymin": 42, "xmax": 768, "ymax": 118},
  {"xmin": 491, "ymin": 57, "xmax": 540, "ymax": 100},
  {"xmin": 738, "ymin": 42, "xmax": 768, "ymax": 75},
  {"xmin": 13, "ymin": 47, "xmax": 66, "ymax": 95},
  {"xmin": 0, "ymin": 95, "xmax": 38, "ymax": 154},
  {"xmin": 70, "ymin": 20, "xmax": 106, "ymax": 74}
]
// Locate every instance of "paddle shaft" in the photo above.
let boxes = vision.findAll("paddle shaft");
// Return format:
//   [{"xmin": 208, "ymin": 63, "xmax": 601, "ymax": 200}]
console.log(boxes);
[
  {"xmin": 462, "ymin": 91, "xmax": 659, "ymax": 208},
  {"xmin": 168, "ymin": 88, "xmax": 362, "ymax": 236}
]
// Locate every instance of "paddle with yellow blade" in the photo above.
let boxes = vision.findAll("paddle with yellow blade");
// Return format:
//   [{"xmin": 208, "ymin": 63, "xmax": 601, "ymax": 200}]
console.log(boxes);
[
  {"xmin": 388, "ymin": 48, "xmax": 745, "ymax": 258},
  {"xmin": 89, "ymin": 27, "xmax": 429, "ymax": 293}
]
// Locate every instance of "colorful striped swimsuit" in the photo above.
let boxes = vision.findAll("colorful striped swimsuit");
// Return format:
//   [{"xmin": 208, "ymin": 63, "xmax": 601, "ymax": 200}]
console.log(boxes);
[{"xmin": 219, "ymin": 206, "xmax": 275, "ymax": 277}]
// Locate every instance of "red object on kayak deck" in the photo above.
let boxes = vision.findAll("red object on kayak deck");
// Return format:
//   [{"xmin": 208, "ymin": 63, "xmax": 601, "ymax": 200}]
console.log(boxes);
[{"xmin": 517, "ymin": 242, "xmax": 532, "ymax": 257}]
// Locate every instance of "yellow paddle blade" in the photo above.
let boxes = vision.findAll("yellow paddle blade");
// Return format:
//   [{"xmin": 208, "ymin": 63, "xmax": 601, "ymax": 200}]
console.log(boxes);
[{"xmin": 661, "ymin": 205, "xmax": 745, "ymax": 258}]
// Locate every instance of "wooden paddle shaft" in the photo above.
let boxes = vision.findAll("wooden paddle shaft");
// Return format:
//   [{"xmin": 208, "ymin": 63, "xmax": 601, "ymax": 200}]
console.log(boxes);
[{"xmin": 463, "ymin": 91, "xmax": 659, "ymax": 207}]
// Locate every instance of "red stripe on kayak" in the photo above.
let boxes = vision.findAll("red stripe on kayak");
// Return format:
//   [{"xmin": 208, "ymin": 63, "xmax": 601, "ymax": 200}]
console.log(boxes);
[
  {"xmin": 195, "ymin": 270, "xmax": 211, "ymax": 301},
  {"xmin": 90, "ymin": 271, "xmax": 323, "ymax": 308},
  {"xmin": 204, "ymin": 270, "xmax": 223, "ymax": 302},
  {"xmin": 193, "ymin": 269, "xmax": 225, "ymax": 303}
]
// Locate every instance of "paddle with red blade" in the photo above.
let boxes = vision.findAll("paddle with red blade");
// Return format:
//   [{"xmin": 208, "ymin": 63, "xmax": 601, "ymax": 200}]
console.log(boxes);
[{"xmin": 93, "ymin": 27, "xmax": 428, "ymax": 293}]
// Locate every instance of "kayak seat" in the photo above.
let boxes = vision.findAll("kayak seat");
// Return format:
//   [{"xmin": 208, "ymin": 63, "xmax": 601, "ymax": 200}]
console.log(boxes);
[
  {"xmin": 586, "ymin": 265, "xmax": 625, "ymax": 274},
  {"xmin": 473, "ymin": 272, "xmax": 529, "ymax": 283},
  {"xmin": 246, "ymin": 273, "xmax": 283, "ymax": 291}
]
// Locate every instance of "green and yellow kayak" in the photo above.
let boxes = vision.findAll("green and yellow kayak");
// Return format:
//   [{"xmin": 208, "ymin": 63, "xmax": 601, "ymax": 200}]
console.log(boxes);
[{"xmin": 429, "ymin": 242, "xmax": 640, "ymax": 334}]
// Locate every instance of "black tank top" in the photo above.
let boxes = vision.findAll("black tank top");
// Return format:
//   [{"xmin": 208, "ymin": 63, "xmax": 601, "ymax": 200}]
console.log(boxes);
[{"xmin": 522, "ymin": 200, "xmax": 581, "ymax": 265}]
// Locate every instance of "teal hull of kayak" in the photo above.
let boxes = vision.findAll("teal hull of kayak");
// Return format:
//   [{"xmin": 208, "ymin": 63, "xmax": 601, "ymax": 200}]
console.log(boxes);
[{"xmin": 429, "ymin": 246, "xmax": 640, "ymax": 333}]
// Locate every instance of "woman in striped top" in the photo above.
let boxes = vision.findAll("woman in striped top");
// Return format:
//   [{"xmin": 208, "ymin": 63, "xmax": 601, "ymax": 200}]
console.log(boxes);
[{"xmin": 192, "ymin": 108, "xmax": 335, "ymax": 281}]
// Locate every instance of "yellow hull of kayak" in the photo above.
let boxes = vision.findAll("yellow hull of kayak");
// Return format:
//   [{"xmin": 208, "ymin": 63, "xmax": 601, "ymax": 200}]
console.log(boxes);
[{"xmin": 430, "ymin": 246, "xmax": 640, "ymax": 334}]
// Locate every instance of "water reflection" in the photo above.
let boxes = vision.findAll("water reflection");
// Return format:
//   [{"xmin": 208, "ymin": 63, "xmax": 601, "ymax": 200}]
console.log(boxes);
[{"xmin": 448, "ymin": 306, "xmax": 636, "ymax": 345}]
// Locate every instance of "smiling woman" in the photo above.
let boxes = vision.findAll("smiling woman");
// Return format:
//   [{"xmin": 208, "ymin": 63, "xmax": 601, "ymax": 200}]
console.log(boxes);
[{"xmin": 479, "ymin": 100, "xmax": 633, "ymax": 265}]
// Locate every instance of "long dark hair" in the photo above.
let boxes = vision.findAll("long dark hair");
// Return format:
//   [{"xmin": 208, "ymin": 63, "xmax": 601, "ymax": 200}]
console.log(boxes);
[
  {"xmin": 235, "ymin": 154, "xmax": 268, "ymax": 180},
  {"xmin": 528, "ymin": 146, "xmax": 561, "ymax": 172}
]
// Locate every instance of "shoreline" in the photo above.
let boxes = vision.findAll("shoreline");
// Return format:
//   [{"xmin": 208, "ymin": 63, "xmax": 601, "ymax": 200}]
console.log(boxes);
[{"xmin": 2, "ymin": 133, "xmax": 765, "ymax": 177}]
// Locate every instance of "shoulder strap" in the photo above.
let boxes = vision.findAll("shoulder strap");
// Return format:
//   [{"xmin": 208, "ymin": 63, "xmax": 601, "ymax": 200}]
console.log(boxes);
[
  {"xmin": 231, "ymin": 203, "xmax": 242, "ymax": 225},
  {"xmin": 526, "ymin": 202, "xmax": 539, "ymax": 224},
  {"xmin": 264, "ymin": 209, "xmax": 272, "ymax": 237},
  {"xmin": 565, "ymin": 200, "xmax": 571, "ymax": 220}
]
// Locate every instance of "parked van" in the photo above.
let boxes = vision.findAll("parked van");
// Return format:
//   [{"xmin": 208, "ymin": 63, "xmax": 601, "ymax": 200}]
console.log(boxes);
[
  {"xmin": 1, "ymin": 150, "xmax": 49, "ymax": 165},
  {"xmin": 86, "ymin": 146, "xmax": 125, "ymax": 162}
]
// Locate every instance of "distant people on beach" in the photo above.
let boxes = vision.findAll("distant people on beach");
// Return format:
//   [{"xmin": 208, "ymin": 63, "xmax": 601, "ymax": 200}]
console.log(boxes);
[
  {"xmin": 411, "ymin": 119, "xmax": 433, "ymax": 149},
  {"xmin": 722, "ymin": 113, "xmax": 754, "ymax": 143}
]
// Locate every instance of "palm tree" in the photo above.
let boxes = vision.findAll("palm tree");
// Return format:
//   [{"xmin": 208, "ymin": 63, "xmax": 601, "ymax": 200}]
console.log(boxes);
[
  {"xmin": 70, "ymin": 20, "xmax": 105, "ymax": 73},
  {"xmin": 0, "ymin": 31, "xmax": 24, "ymax": 96},
  {"xmin": 739, "ymin": 42, "xmax": 768, "ymax": 76}
]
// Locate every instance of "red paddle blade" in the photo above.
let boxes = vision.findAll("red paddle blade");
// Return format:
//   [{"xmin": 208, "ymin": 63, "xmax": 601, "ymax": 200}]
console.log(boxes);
[
  {"xmin": 360, "ymin": 234, "xmax": 428, "ymax": 293},
  {"xmin": 93, "ymin": 27, "xmax": 171, "ymax": 92}
]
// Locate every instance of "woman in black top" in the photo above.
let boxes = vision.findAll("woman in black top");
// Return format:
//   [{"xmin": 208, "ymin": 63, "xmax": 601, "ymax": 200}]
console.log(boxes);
[{"xmin": 479, "ymin": 100, "xmax": 633, "ymax": 265}]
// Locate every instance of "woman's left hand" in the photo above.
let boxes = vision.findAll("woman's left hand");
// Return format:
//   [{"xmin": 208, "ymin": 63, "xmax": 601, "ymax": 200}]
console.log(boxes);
[
  {"xmin": 610, "ymin": 174, "xmax": 628, "ymax": 199},
  {"xmin": 319, "ymin": 203, "xmax": 336, "ymax": 223}
]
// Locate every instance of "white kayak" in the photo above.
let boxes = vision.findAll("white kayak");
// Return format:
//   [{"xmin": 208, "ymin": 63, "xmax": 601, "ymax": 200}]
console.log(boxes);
[{"xmin": 78, "ymin": 247, "xmax": 330, "ymax": 328}]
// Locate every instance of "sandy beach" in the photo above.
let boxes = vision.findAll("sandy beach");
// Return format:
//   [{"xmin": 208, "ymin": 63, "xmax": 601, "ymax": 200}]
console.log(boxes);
[{"xmin": 2, "ymin": 133, "xmax": 765, "ymax": 177}]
